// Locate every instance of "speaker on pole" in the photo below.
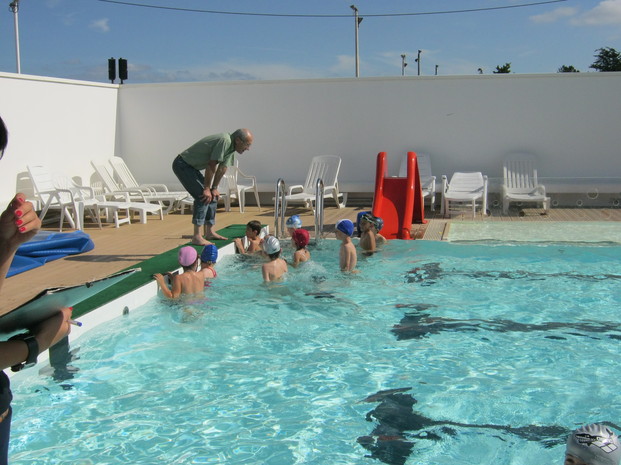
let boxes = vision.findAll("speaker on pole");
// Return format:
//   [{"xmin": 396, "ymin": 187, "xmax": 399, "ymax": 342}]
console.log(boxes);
[
  {"xmin": 108, "ymin": 57, "xmax": 116, "ymax": 83},
  {"xmin": 118, "ymin": 58, "xmax": 128, "ymax": 84}
]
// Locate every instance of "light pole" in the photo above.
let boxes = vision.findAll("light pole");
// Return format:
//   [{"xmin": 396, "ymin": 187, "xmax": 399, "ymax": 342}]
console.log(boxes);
[
  {"xmin": 401, "ymin": 54, "xmax": 407, "ymax": 76},
  {"xmin": 414, "ymin": 49, "xmax": 422, "ymax": 76},
  {"xmin": 435, "ymin": 65, "xmax": 439, "ymax": 76},
  {"xmin": 350, "ymin": 5, "xmax": 362, "ymax": 77},
  {"xmin": 9, "ymin": 0, "xmax": 21, "ymax": 74}
]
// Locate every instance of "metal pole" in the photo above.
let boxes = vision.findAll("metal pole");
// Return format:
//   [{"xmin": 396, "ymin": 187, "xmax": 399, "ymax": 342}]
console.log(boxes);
[
  {"xmin": 401, "ymin": 54, "xmax": 407, "ymax": 76},
  {"xmin": 350, "ymin": 5, "xmax": 360, "ymax": 77},
  {"xmin": 416, "ymin": 49, "xmax": 422, "ymax": 76},
  {"xmin": 9, "ymin": 0, "xmax": 21, "ymax": 74}
]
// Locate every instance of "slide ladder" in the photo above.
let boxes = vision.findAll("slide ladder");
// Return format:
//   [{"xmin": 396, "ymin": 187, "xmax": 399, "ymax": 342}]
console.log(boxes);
[{"xmin": 371, "ymin": 152, "xmax": 426, "ymax": 240}]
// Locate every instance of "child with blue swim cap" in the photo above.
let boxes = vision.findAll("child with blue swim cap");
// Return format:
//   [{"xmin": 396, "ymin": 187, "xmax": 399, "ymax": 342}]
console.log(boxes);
[
  {"xmin": 335, "ymin": 219, "xmax": 358, "ymax": 272},
  {"xmin": 286, "ymin": 215, "xmax": 302, "ymax": 237},
  {"xmin": 200, "ymin": 244, "xmax": 218, "ymax": 280},
  {"xmin": 358, "ymin": 212, "xmax": 386, "ymax": 253}
]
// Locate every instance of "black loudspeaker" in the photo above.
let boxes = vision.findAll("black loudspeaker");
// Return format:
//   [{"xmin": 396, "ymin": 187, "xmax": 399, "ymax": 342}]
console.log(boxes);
[
  {"xmin": 118, "ymin": 58, "xmax": 128, "ymax": 82},
  {"xmin": 108, "ymin": 57, "xmax": 116, "ymax": 83}
]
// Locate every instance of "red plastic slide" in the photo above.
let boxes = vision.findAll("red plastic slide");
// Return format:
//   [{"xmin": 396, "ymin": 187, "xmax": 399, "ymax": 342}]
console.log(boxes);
[{"xmin": 371, "ymin": 152, "xmax": 426, "ymax": 240}]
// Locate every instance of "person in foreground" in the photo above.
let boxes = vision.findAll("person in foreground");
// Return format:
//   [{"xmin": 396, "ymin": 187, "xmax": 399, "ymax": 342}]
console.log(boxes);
[
  {"xmin": 291, "ymin": 228, "xmax": 310, "ymax": 267},
  {"xmin": 172, "ymin": 128, "xmax": 253, "ymax": 245},
  {"xmin": 335, "ymin": 219, "xmax": 358, "ymax": 272},
  {"xmin": 565, "ymin": 423, "xmax": 621, "ymax": 465},
  {"xmin": 153, "ymin": 246, "xmax": 204, "ymax": 298},
  {"xmin": 0, "ymin": 115, "xmax": 74, "ymax": 465},
  {"xmin": 261, "ymin": 236, "xmax": 287, "ymax": 282}
]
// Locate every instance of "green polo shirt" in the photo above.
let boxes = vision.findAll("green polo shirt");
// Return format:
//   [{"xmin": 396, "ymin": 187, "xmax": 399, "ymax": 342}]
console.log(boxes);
[{"xmin": 179, "ymin": 133, "xmax": 236, "ymax": 170}]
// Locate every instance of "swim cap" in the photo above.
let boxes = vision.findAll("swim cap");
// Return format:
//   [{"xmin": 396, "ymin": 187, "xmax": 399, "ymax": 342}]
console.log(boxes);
[
  {"xmin": 566, "ymin": 424, "xmax": 621, "ymax": 465},
  {"xmin": 178, "ymin": 246, "xmax": 198, "ymax": 267},
  {"xmin": 286, "ymin": 215, "xmax": 302, "ymax": 229},
  {"xmin": 200, "ymin": 244, "xmax": 218, "ymax": 263},
  {"xmin": 292, "ymin": 228, "xmax": 310, "ymax": 248},
  {"xmin": 360, "ymin": 212, "xmax": 384, "ymax": 232},
  {"xmin": 263, "ymin": 235, "xmax": 281, "ymax": 255},
  {"xmin": 374, "ymin": 216, "xmax": 384, "ymax": 231},
  {"xmin": 336, "ymin": 219, "xmax": 354, "ymax": 237}
]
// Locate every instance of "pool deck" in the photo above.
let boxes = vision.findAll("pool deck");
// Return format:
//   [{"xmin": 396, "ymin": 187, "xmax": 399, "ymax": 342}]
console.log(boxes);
[{"xmin": 2, "ymin": 202, "xmax": 620, "ymax": 316}]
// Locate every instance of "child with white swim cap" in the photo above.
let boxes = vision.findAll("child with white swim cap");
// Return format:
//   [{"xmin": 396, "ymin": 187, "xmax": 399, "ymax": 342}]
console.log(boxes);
[
  {"xmin": 565, "ymin": 423, "xmax": 621, "ymax": 465},
  {"xmin": 261, "ymin": 235, "xmax": 288, "ymax": 282}
]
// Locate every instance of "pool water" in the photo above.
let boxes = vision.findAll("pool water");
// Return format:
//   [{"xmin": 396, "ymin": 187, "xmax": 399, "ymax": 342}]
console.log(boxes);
[{"xmin": 9, "ymin": 240, "xmax": 621, "ymax": 465}]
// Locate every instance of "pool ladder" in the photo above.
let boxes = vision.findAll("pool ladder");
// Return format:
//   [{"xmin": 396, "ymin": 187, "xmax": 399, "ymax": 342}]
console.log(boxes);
[{"xmin": 273, "ymin": 177, "xmax": 325, "ymax": 244}]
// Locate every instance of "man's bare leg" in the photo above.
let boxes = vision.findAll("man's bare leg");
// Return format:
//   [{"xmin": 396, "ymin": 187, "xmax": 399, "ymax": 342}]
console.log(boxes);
[
  {"xmin": 192, "ymin": 224, "xmax": 213, "ymax": 246},
  {"xmin": 205, "ymin": 223, "xmax": 227, "ymax": 240}
]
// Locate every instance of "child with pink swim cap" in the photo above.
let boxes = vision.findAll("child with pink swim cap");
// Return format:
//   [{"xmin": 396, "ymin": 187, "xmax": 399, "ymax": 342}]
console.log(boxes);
[{"xmin": 153, "ymin": 246, "xmax": 204, "ymax": 298}]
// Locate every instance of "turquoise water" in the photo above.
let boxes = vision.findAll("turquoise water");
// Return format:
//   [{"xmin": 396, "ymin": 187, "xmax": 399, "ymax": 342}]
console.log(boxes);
[{"xmin": 8, "ymin": 240, "xmax": 621, "ymax": 465}]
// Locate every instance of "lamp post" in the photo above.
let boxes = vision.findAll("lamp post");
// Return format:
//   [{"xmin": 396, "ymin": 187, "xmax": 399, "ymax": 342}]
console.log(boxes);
[
  {"xmin": 435, "ymin": 65, "xmax": 439, "ymax": 76},
  {"xmin": 414, "ymin": 49, "xmax": 422, "ymax": 76},
  {"xmin": 9, "ymin": 0, "xmax": 21, "ymax": 74},
  {"xmin": 401, "ymin": 54, "xmax": 407, "ymax": 76},
  {"xmin": 350, "ymin": 5, "xmax": 362, "ymax": 77}
]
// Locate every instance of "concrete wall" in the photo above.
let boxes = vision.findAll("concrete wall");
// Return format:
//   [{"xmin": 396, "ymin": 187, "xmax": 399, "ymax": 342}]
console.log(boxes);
[
  {"xmin": 116, "ymin": 72, "xmax": 621, "ymax": 196},
  {"xmin": 1, "ymin": 71, "xmax": 620, "ymax": 208},
  {"xmin": 0, "ymin": 72, "xmax": 118, "ymax": 205}
]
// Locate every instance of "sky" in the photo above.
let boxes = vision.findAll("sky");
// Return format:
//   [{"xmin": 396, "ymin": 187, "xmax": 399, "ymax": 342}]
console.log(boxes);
[{"xmin": 0, "ymin": 0, "xmax": 620, "ymax": 84}]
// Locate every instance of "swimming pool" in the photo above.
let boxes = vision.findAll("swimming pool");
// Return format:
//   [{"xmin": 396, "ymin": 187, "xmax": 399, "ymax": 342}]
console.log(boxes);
[{"xmin": 8, "ymin": 239, "xmax": 621, "ymax": 465}]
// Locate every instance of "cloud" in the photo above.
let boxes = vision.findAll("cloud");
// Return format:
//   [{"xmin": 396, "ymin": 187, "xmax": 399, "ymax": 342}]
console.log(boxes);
[
  {"xmin": 90, "ymin": 18, "xmax": 110, "ymax": 33},
  {"xmin": 571, "ymin": 0, "xmax": 621, "ymax": 26},
  {"xmin": 330, "ymin": 55, "xmax": 355, "ymax": 74},
  {"xmin": 530, "ymin": 6, "xmax": 577, "ymax": 23}
]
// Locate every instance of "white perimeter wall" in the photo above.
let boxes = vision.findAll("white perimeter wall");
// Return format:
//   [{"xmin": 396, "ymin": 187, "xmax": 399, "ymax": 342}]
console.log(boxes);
[
  {"xmin": 117, "ymin": 72, "xmax": 621, "ymax": 194},
  {"xmin": 1, "ymin": 71, "xmax": 620, "ymax": 207},
  {"xmin": 0, "ymin": 72, "xmax": 118, "ymax": 205}
]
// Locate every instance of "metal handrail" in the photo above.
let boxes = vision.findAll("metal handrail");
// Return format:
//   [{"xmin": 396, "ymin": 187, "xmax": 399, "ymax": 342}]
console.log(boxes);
[
  {"xmin": 274, "ymin": 178, "xmax": 286, "ymax": 239},
  {"xmin": 314, "ymin": 178, "xmax": 324, "ymax": 244}
]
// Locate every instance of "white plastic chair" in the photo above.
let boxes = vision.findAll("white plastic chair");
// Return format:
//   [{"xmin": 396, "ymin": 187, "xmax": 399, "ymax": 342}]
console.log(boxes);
[
  {"xmin": 441, "ymin": 172, "xmax": 488, "ymax": 218},
  {"xmin": 399, "ymin": 153, "xmax": 436, "ymax": 211},
  {"xmin": 283, "ymin": 155, "xmax": 347, "ymax": 210},
  {"xmin": 28, "ymin": 165, "xmax": 102, "ymax": 231},
  {"xmin": 219, "ymin": 161, "xmax": 261, "ymax": 213},
  {"xmin": 502, "ymin": 153, "xmax": 550, "ymax": 214}
]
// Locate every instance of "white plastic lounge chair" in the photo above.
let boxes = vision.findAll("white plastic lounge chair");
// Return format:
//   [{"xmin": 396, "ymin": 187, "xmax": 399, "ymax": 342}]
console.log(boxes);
[
  {"xmin": 28, "ymin": 165, "xmax": 103, "ymax": 231},
  {"xmin": 109, "ymin": 156, "xmax": 188, "ymax": 213},
  {"xmin": 28, "ymin": 165, "xmax": 139, "ymax": 230},
  {"xmin": 283, "ymin": 155, "xmax": 347, "ymax": 210},
  {"xmin": 441, "ymin": 172, "xmax": 488, "ymax": 219},
  {"xmin": 219, "ymin": 161, "xmax": 261, "ymax": 213},
  {"xmin": 399, "ymin": 153, "xmax": 436, "ymax": 211},
  {"xmin": 502, "ymin": 153, "xmax": 550, "ymax": 214},
  {"xmin": 89, "ymin": 161, "xmax": 164, "ymax": 224}
]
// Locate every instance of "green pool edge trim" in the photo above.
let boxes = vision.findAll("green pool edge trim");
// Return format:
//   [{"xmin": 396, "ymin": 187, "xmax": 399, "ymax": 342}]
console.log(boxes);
[{"xmin": 73, "ymin": 224, "xmax": 249, "ymax": 318}]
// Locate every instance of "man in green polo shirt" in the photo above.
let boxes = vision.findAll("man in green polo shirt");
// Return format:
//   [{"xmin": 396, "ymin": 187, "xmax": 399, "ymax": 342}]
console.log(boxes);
[{"xmin": 172, "ymin": 128, "xmax": 253, "ymax": 244}]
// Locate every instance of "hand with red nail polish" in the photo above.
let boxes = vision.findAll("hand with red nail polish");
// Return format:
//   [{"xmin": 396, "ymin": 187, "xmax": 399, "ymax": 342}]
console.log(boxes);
[{"xmin": 0, "ymin": 192, "xmax": 42, "ymax": 292}]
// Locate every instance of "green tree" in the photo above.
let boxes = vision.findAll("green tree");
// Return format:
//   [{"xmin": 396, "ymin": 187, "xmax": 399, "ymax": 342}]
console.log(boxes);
[
  {"xmin": 557, "ymin": 65, "xmax": 579, "ymax": 73},
  {"xmin": 590, "ymin": 47, "xmax": 621, "ymax": 72},
  {"xmin": 493, "ymin": 63, "xmax": 511, "ymax": 74}
]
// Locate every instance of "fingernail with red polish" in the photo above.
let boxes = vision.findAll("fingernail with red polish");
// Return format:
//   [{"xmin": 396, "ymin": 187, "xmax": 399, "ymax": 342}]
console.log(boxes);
[
  {"xmin": 15, "ymin": 219, "xmax": 23, "ymax": 226},
  {"xmin": 15, "ymin": 210, "xmax": 22, "ymax": 217},
  {"xmin": 19, "ymin": 227, "xmax": 26, "ymax": 233}
]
